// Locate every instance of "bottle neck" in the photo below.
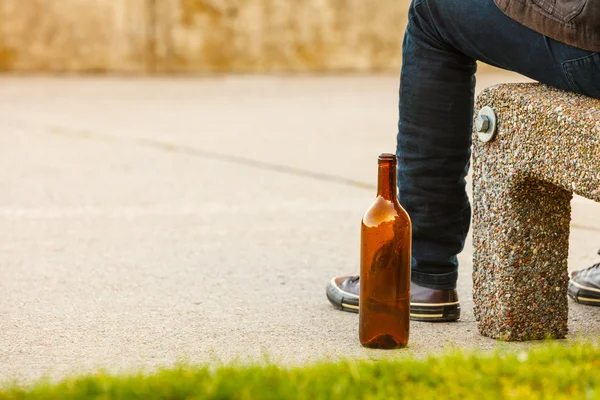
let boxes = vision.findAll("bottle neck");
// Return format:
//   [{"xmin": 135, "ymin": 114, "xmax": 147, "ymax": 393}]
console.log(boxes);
[{"xmin": 377, "ymin": 161, "xmax": 397, "ymax": 200}]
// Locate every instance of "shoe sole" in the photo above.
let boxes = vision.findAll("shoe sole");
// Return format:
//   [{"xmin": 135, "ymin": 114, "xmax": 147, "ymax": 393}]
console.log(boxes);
[
  {"xmin": 326, "ymin": 278, "xmax": 461, "ymax": 322},
  {"xmin": 568, "ymin": 280, "xmax": 600, "ymax": 306}
]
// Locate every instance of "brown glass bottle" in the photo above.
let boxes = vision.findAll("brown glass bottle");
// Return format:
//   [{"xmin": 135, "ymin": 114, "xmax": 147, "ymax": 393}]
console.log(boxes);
[{"xmin": 359, "ymin": 153, "xmax": 412, "ymax": 349}]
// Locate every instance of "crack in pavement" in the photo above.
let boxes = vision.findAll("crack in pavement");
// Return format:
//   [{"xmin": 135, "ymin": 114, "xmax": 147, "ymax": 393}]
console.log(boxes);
[
  {"xmin": 570, "ymin": 223, "xmax": 600, "ymax": 232},
  {"xmin": 132, "ymin": 136, "xmax": 377, "ymax": 190},
  {"xmin": 43, "ymin": 123, "xmax": 377, "ymax": 191}
]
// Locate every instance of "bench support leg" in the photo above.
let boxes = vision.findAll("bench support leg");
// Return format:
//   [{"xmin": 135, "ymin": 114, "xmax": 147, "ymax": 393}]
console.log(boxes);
[{"xmin": 473, "ymin": 170, "xmax": 572, "ymax": 341}]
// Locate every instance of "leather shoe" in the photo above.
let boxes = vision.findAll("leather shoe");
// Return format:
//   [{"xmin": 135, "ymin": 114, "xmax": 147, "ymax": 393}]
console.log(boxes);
[{"xmin": 326, "ymin": 275, "xmax": 460, "ymax": 322}]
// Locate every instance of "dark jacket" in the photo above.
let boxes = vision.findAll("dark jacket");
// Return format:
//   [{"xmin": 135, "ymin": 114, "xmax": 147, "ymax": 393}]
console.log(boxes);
[{"xmin": 495, "ymin": 0, "xmax": 600, "ymax": 52}]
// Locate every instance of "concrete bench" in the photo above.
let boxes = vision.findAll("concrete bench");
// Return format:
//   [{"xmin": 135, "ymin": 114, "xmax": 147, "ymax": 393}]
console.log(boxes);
[{"xmin": 472, "ymin": 83, "xmax": 600, "ymax": 341}]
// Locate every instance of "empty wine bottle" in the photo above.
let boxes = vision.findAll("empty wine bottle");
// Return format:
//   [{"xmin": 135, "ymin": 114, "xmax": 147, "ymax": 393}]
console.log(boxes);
[{"xmin": 359, "ymin": 153, "xmax": 412, "ymax": 349}]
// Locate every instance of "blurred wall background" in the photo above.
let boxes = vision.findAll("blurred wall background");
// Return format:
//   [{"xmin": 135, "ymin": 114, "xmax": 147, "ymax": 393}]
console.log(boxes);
[{"xmin": 0, "ymin": 0, "xmax": 411, "ymax": 73}]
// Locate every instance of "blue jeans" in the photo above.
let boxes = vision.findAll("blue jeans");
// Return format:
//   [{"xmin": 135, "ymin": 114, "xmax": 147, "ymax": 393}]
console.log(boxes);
[{"xmin": 399, "ymin": 0, "xmax": 600, "ymax": 290}]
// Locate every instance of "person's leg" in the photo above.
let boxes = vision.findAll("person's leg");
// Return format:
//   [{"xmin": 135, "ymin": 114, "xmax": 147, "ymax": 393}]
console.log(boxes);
[
  {"xmin": 399, "ymin": 0, "xmax": 600, "ymax": 291},
  {"xmin": 327, "ymin": 0, "xmax": 600, "ymax": 318}
]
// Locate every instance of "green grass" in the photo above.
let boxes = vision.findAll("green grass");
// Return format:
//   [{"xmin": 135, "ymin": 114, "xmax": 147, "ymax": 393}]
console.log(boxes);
[{"xmin": 2, "ymin": 342, "xmax": 600, "ymax": 400}]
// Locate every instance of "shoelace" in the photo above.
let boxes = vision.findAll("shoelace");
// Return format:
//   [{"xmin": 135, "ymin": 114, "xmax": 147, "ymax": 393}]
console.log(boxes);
[{"xmin": 349, "ymin": 276, "xmax": 360, "ymax": 283}]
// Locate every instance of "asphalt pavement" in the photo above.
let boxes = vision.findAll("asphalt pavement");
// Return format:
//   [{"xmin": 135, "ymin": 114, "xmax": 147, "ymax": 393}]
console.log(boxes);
[{"xmin": 0, "ymin": 73, "xmax": 599, "ymax": 383}]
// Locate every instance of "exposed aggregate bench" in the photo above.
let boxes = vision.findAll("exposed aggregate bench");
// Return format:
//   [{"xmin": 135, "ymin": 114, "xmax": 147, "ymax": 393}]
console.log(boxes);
[{"xmin": 472, "ymin": 83, "xmax": 600, "ymax": 341}]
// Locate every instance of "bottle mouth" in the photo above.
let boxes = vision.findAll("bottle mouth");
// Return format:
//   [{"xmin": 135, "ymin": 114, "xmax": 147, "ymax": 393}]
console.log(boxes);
[{"xmin": 378, "ymin": 153, "xmax": 396, "ymax": 162}]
